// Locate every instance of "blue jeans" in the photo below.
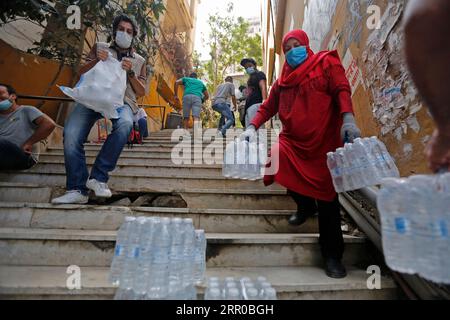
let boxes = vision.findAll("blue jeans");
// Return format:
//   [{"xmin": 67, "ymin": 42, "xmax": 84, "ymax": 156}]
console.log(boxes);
[
  {"xmin": 213, "ymin": 103, "xmax": 234, "ymax": 136},
  {"xmin": 0, "ymin": 139, "xmax": 36, "ymax": 171},
  {"xmin": 63, "ymin": 103, "xmax": 133, "ymax": 195},
  {"xmin": 138, "ymin": 118, "xmax": 149, "ymax": 138}
]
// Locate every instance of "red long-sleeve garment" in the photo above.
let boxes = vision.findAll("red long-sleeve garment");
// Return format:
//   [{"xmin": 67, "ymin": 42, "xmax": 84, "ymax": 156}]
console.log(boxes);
[{"xmin": 251, "ymin": 54, "xmax": 354, "ymax": 202}]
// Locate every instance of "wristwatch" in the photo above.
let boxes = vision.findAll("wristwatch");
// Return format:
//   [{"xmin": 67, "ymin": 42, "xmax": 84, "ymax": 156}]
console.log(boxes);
[{"xmin": 127, "ymin": 70, "xmax": 136, "ymax": 78}]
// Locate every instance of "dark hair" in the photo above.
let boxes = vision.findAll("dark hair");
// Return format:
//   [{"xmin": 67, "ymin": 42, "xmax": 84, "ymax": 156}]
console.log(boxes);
[
  {"xmin": 225, "ymin": 76, "xmax": 233, "ymax": 83},
  {"xmin": 113, "ymin": 14, "xmax": 139, "ymax": 38},
  {"xmin": 0, "ymin": 83, "xmax": 17, "ymax": 96},
  {"xmin": 239, "ymin": 85, "xmax": 247, "ymax": 92},
  {"xmin": 189, "ymin": 72, "xmax": 198, "ymax": 79},
  {"xmin": 240, "ymin": 58, "xmax": 257, "ymax": 68}
]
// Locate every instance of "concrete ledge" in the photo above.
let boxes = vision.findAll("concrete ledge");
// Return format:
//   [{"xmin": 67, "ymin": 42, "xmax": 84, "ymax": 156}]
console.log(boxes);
[{"xmin": 0, "ymin": 266, "xmax": 397, "ymax": 300}]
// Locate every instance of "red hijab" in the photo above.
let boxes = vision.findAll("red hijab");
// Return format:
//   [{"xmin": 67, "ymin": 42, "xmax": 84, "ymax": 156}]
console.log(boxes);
[{"xmin": 279, "ymin": 30, "xmax": 334, "ymax": 88}]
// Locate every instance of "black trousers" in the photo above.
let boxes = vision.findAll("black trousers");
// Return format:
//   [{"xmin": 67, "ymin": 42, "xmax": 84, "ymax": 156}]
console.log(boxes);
[
  {"xmin": 289, "ymin": 190, "xmax": 344, "ymax": 260},
  {"xmin": 0, "ymin": 139, "xmax": 36, "ymax": 171}
]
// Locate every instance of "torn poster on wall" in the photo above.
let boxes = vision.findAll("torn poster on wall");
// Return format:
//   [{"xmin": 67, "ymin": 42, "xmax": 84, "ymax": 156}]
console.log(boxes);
[
  {"xmin": 361, "ymin": 0, "xmax": 423, "ymax": 141},
  {"xmin": 302, "ymin": 0, "xmax": 339, "ymax": 52},
  {"xmin": 343, "ymin": 49, "xmax": 364, "ymax": 96}
]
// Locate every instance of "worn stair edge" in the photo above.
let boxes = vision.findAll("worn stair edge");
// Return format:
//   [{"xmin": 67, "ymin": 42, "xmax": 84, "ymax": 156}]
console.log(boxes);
[
  {"xmin": 0, "ymin": 228, "xmax": 365, "ymax": 244},
  {"xmin": 0, "ymin": 266, "xmax": 397, "ymax": 299}
]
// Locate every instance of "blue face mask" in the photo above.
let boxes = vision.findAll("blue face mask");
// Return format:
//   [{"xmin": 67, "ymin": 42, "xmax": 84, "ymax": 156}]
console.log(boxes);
[
  {"xmin": 0, "ymin": 99, "xmax": 12, "ymax": 111},
  {"xmin": 286, "ymin": 46, "xmax": 308, "ymax": 69},
  {"xmin": 246, "ymin": 67, "xmax": 256, "ymax": 75}
]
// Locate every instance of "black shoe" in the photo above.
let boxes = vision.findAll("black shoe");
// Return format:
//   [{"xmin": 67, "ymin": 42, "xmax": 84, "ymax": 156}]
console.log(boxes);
[
  {"xmin": 324, "ymin": 258, "xmax": 347, "ymax": 279},
  {"xmin": 288, "ymin": 208, "xmax": 317, "ymax": 226}
]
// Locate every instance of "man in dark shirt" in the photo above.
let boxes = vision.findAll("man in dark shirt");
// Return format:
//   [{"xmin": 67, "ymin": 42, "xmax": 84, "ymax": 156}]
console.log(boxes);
[{"xmin": 240, "ymin": 58, "xmax": 268, "ymax": 128}]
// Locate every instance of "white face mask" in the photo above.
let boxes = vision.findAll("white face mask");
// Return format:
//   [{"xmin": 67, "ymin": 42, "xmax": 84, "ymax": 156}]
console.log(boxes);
[{"xmin": 115, "ymin": 31, "xmax": 133, "ymax": 49}]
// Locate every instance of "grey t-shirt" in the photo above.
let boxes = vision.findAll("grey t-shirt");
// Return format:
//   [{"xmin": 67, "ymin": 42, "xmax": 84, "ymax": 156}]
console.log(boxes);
[
  {"xmin": 0, "ymin": 106, "xmax": 44, "ymax": 161},
  {"xmin": 212, "ymin": 82, "xmax": 235, "ymax": 106}
]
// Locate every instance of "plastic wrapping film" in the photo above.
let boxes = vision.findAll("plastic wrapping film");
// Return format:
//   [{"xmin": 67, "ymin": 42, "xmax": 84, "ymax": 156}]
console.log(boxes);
[{"xmin": 302, "ymin": 0, "xmax": 339, "ymax": 52}]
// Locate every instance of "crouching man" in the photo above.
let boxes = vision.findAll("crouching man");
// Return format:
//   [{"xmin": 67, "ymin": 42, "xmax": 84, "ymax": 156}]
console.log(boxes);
[
  {"xmin": 52, "ymin": 14, "xmax": 147, "ymax": 204},
  {"xmin": 0, "ymin": 84, "xmax": 56, "ymax": 171}
]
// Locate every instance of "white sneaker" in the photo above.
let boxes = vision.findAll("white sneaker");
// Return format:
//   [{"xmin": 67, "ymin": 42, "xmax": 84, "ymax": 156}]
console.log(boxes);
[
  {"xmin": 52, "ymin": 191, "xmax": 89, "ymax": 205},
  {"xmin": 87, "ymin": 179, "xmax": 113, "ymax": 198}
]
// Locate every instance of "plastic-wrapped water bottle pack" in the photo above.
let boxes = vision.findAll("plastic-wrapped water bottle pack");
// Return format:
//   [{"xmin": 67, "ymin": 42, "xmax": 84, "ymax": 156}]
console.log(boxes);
[
  {"xmin": 327, "ymin": 137, "xmax": 400, "ymax": 192},
  {"xmin": 377, "ymin": 173, "xmax": 450, "ymax": 284},
  {"xmin": 223, "ymin": 138, "xmax": 268, "ymax": 181},
  {"xmin": 109, "ymin": 216, "xmax": 207, "ymax": 300}
]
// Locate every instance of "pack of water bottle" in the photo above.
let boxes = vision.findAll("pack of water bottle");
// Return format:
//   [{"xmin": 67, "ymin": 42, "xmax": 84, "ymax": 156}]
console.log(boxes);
[
  {"xmin": 327, "ymin": 137, "xmax": 400, "ymax": 192},
  {"xmin": 204, "ymin": 276, "xmax": 277, "ymax": 300},
  {"xmin": 223, "ymin": 137, "xmax": 268, "ymax": 181},
  {"xmin": 377, "ymin": 173, "xmax": 450, "ymax": 284},
  {"xmin": 110, "ymin": 216, "xmax": 207, "ymax": 300}
]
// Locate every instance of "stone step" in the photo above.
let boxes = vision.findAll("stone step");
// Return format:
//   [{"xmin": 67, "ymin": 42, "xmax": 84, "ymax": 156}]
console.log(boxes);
[
  {"xmin": 39, "ymin": 154, "xmax": 222, "ymax": 167},
  {"xmin": 0, "ymin": 171, "xmax": 281, "ymax": 193},
  {"xmin": 26, "ymin": 162, "xmax": 222, "ymax": 178},
  {"xmin": 40, "ymin": 151, "xmax": 227, "ymax": 164},
  {"xmin": 0, "ymin": 228, "xmax": 369, "ymax": 268},
  {"xmin": 0, "ymin": 183, "xmax": 294, "ymax": 210},
  {"xmin": 0, "ymin": 202, "xmax": 318, "ymax": 234},
  {"xmin": 0, "ymin": 183, "xmax": 53, "ymax": 204},
  {"xmin": 45, "ymin": 147, "xmax": 225, "ymax": 159},
  {"xmin": 0, "ymin": 265, "xmax": 398, "ymax": 300},
  {"xmin": 48, "ymin": 146, "xmax": 226, "ymax": 154}
]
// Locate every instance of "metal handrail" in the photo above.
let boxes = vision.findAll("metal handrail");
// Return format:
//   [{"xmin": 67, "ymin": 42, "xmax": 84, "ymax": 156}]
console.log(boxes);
[
  {"xmin": 16, "ymin": 95, "xmax": 168, "ymax": 130},
  {"xmin": 341, "ymin": 188, "xmax": 450, "ymax": 300}
]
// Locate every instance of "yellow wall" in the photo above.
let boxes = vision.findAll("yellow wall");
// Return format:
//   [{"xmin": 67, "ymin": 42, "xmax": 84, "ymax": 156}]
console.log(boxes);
[{"xmin": 0, "ymin": 39, "xmax": 74, "ymax": 120}]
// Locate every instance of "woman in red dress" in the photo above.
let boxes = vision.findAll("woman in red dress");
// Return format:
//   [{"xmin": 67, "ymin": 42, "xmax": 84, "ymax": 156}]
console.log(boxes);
[{"xmin": 242, "ymin": 30, "xmax": 361, "ymax": 278}]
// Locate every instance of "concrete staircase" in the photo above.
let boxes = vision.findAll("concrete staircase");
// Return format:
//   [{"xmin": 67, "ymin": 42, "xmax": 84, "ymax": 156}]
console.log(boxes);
[{"xmin": 0, "ymin": 130, "xmax": 398, "ymax": 300}]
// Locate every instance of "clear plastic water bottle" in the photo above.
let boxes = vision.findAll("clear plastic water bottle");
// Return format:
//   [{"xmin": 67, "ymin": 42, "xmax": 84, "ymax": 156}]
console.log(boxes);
[
  {"xmin": 148, "ymin": 218, "xmax": 171, "ymax": 299},
  {"xmin": 262, "ymin": 287, "xmax": 278, "ymax": 300},
  {"xmin": 193, "ymin": 230, "xmax": 207, "ymax": 285},
  {"xmin": 353, "ymin": 138, "xmax": 377, "ymax": 186},
  {"xmin": 119, "ymin": 219, "xmax": 142, "ymax": 291},
  {"xmin": 205, "ymin": 288, "xmax": 222, "ymax": 300},
  {"xmin": 109, "ymin": 216, "xmax": 136, "ymax": 286},
  {"xmin": 169, "ymin": 218, "xmax": 184, "ymax": 283},
  {"xmin": 248, "ymin": 142, "xmax": 259, "ymax": 180},
  {"xmin": 246, "ymin": 288, "xmax": 259, "ymax": 300},
  {"xmin": 435, "ymin": 173, "xmax": 450, "ymax": 283},
  {"xmin": 133, "ymin": 217, "xmax": 155, "ymax": 296},
  {"xmin": 336, "ymin": 148, "xmax": 352, "ymax": 191},
  {"xmin": 225, "ymin": 287, "xmax": 241, "ymax": 300},
  {"xmin": 345, "ymin": 143, "xmax": 364, "ymax": 190},
  {"xmin": 372, "ymin": 137, "xmax": 400, "ymax": 178},
  {"xmin": 378, "ymin": 178, "xmax": 415, "ymax": 274},
  {"xmin": 408, "ymin": 175, "xmax": 437, "ymax": 279},
  {"xmin": 223, "ymin": 141, "xmax": 235, "ymax": 178},
  {"xmin": 258, "ymin": 142, "xmax": 267, "ymax": 180},
  {"xmin": 327, "ymin": 152, "xmax": 344, "ymax": 193},
  {"xmin": 258, "ymin": 282, "xmax": 272, "ymax": 299},
  {"xmin": 181, "ymin": 219, "xmax": 195, "ymax": 288},
  {"xmin": 235, "ymin": 140, "xmax": 248, "ymax": 179}
]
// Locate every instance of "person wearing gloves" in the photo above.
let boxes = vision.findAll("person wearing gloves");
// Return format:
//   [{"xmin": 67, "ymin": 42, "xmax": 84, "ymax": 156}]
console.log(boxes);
[
  {"xmin": 241, "ymin": 30, "xmax": 361, "ymax": 279},
  {"xmin": 52, "ymin": 14, "xmax": 147, "ymax": 205}
]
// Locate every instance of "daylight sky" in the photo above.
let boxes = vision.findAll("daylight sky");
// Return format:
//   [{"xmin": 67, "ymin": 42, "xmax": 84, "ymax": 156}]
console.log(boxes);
[{"xmin": 194, "ymin": 0, "xmax": 262, "ymax": 60}]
